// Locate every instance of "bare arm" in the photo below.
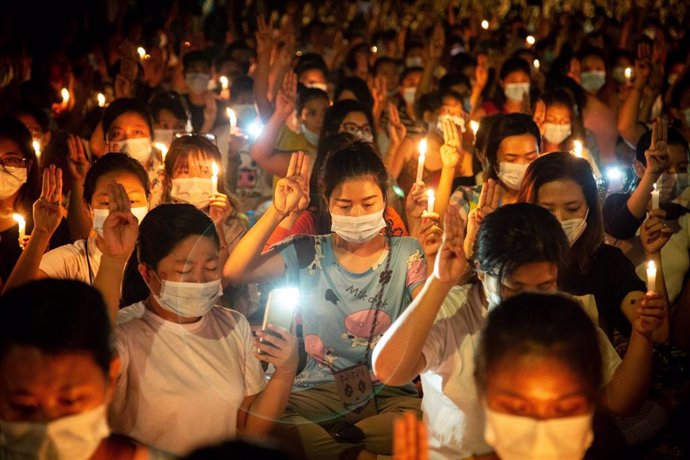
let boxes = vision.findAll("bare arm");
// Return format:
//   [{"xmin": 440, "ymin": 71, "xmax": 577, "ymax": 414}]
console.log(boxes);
[{"xmin": 252, "ymin": 15, "xmax": 275, "ymax": 120}]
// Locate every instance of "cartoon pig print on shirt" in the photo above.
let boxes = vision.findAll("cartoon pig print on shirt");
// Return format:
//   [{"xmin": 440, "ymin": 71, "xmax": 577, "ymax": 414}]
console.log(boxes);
[
  {"xmin": 304, "ymin": 334, "xmax": 338, "ymax": 366},
  {"xmin": 340, "ymin": 309, "xmax": 392, "ymax": 348},
  {"xmin": 237, "ymin": 153, "xmax": 258, "ymax": 188}
]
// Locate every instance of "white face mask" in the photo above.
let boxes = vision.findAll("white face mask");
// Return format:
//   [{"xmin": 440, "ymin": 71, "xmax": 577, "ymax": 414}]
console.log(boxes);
[
  {"xmin": 580, "ymin": 71, "xmax": 606, "ymax": 93},
  {"xmin": 560, "ymin": 208, "xmax": 588, "ymax": 246},
  {"xmin": 300, "ymin": 123, "xmax": 320, "ymax": 146},
  {"xmin": 656, "ymin": 173, "xmax": 690, "ymax": 204},
  {"xmin": 153, "ymin": 128, "xmax": 174, "ymax": 149},
  {"xmin": 111, "ymin": 138, "xmax": 152, "ymax": 164},
  {"xmin": 153, "ymin": 276, "xmax": 223, "ymax": 318},
  {"xmin": 482, "ymin": 275, "xmax": 502, "ymax": 311},
  {"xmin": 406, "ymin": 57, "xmax": 424, "ymax": 68},
  {"xmin": 498, "ymin": 162, "xmax": 529, "ymax": 191},
  {"xmin": 543, "ymin": 123, "xmax": 572, "ymax": 146},
  {"xmin": 307, "ymin": 82, "xmax": 328, "ymax": 93},
  {"xmin": 185, "ymin": 72, "xmax": 211, "ymax": 95},
  {"xmin": 484, "ymin": 408, "xmax": 593, "ymax": 460},
  {"xmin": 92, "ymin": 206, "xmax": 148, "ymax": 237},
  {"xmin": 402, "ymin": 86, "xmax": 416, "ymax": 105},
  {"xmin": 504, "ymin": 83, "xmax": 530, "ymax": 102},
  {"xmin": 0, "ymin": 404, "xmax": 110, "ymax": 460},
  {"xmin": 331, "ymin": 209, "xmax": 386, "ymax": 243},
  {"xmin": 171, "ymin": 177, "xmax": 214, "ymax": 209},
  {"xmin": 0, "ymin": 167, "xmax": 28, "ymax": 200}
]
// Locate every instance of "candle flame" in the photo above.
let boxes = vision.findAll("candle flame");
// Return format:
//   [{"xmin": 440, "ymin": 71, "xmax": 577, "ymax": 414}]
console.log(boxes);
[
  {"xmin": 533, "ymin": 59, "xmax": 540, "ymax": 70},
  {"xmin": 226, "ymin": 108, "xmax": 237, "ymax": 127},
  {"xmin": 481, "ymin": 20, "xmax": 489, "ymax": 30},
  {"xmin": 526, "ymin": 35, "xmax": 536, "ymax": 46},
  {"xmin": 61, "ymin": 88, "xmax": 70, "ymax": 103},
  {"xmin": 137, "ymin": 47, "xmax": 146, "ymax": 59},
  {"xmin": 212, "ymin": 161, "xmax": 219, "ymax": 176},
  {"xmin": 32, "ymin": 140, "xmax": 41, "ymax": 157},
  {"xmin": 470, "ymin": 120, "xmax": 479, "ymax": 135},
  {"xmin": 624, "ymin": 67, "xmax": 632, "ymax": 79},
  {"xmin": 418, "ymin": 138, "xmax": 428, "ymax": 156},
  {"xmin": 653, "ymin": 183, "xmax": 657, "ymax": 191},
  {"xmin": 573, "ymin": 140, "xmax": 583, "ymax": 158},
  {"xmin": 220, "ymin": 76, "xmax": 229, "ymax": 89},
  {"xmin": 97, "ymin": 93, "xmax": 106, "ymax": 107},
  {"xmin": 154, "ymin": 142, "xmax": 168, "ymax": 161},
  {"xmin": 647, "ymin": 260, "xmax": 656, "ymax": 271},
  {"xmin": 12, "ymin": 213, "xmax": 25, "ymax": 225}
]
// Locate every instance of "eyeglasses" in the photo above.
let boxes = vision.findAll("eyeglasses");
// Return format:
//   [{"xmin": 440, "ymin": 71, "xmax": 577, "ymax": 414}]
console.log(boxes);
[
  {"xmin": 340, "ymin": 122, "xmax": 372, "ymax": 138},
  {"xmin": 173, "ymin": 131, "xmax": 217, "ymax": 145},
  {"xmin": 0, "ymin": 157, "xmax": 31, "ymax": 169}
]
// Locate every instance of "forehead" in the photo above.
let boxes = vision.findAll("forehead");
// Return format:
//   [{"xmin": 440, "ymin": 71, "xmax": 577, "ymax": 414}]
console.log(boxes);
[
  {"xmin": 536, "ymin": 178, "xmax": 586, "ymax": 203},
  {"xmin": 506, "ymin": 261, "xmax": 559, "ymax": 285},
  {"xmin": 342, "ymin": 111, "xmax": 369, "ymax": 125},
  {"xmin": 161, "ymin": 235, "xmax": 218, "ymax": 263},
  {"xmin": 498, "ymin": 134, "xmax": 538, "ymax": 153},
  {"xmin": 0, "ymin": 138, "xmax": 23, "ymax": 157},
  {"xmin": 331, "ymin": 176, "xmax": 383, "ymax": 200},
  {"xmin": 94, "ymin": 170, "xmax": 147, "ymax": 193},
  {"xmin": 304, "ymin": 98, "xmax": 330, "ymax": 111},
  {"xmin": 109, "ymin": 112, "xmax": 149, "ymax": 130}
]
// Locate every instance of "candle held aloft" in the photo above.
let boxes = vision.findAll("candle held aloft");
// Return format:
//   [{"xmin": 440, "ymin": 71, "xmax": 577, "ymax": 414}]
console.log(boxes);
[
  {"xmin": 211, "ymin": 161, "xmax": 219, "ymax": 195},
  {"xmin": 97, "ymin": 93, "xmax": 106, "ymax": 107},
  {"xmin": 154, "ymin": 142, "xmax": 168, "ymax": 162},
  {"xmin": 60, "ymin": 88, "xmax": 70, "ymax": 104},
  {"xmin": 220, "ymin": 76, "xmax": 229, "ymax": 90},
  {"xmin": 416, "ymin": 139, "xmax": 427, "ymax": 184},
  {"xmin": 526, "ymin": 35, "xmax": 536, "ymax": 46},
  {"xmin": 32, "ymin": 140, "xmax": 41, "ymax": 159},
  {"xmin": 226, "ymin": 108, "xmax": 237, "ymax": 130},
  {"xmin": 470, "ymin": 120, "xmax": 479, "ymax": 136},
  {"xmin": 572, "ymin": 140, "xmax": 583, "ymax": 158},
  {"xmin": 427, "ymin": 189, "xmax": 435, "ymax": 213},
  {"xmin": 646, "ymin": 260, "xmax": 657, "ymax": 292},
  {"xmin": 533, "ymin": 59, "xmax": 540, "ymax": 70},
  {"xmin": 13, "ymin": 213, "xmax": 26, "ymax": 248},
  {"xmin": 624, "ymin": 67, "xmax": 633, "ymax": 82},
  {"xmin": 481, "ymin": 20, "xmax": 489, "ymax": 30},
  {"xmin": 137, "ymin": 47, "xmax": 146, "ymax": 59},
  {"xmin": 651, "ymin": 183, "xmax": 660, "ymax": 210}
]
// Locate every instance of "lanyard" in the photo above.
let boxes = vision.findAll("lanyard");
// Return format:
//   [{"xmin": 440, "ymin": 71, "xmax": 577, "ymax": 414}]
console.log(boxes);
[{"xmin": 84, "ymin": 238, "xmax": 94, "ymax": 286}]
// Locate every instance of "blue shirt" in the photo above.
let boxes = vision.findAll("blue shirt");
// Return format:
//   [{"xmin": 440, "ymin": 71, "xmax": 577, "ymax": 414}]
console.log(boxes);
[{"xmin": 276, "ymin": 234, "xmax": 427, "ymax": 390}]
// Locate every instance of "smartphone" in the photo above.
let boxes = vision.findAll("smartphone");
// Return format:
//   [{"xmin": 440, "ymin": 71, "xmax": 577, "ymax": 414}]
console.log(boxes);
[{"xmin": 261, "ymin": 287, "xmax": 298, "ymax": 344}]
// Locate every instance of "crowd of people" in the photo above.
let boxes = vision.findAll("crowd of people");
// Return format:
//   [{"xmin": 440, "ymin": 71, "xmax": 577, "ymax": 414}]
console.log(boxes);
[{"xmin": 1, "ymin": 0, "xmax": 689, "ymax": 459}]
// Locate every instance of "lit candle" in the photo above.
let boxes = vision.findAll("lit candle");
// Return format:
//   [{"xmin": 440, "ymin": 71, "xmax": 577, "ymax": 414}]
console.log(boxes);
[
  {"xmin": 226, "ymin": 108, "xmax": 237, "ymax": 131},
  {"xmin": 470, "ymin": 120, "xmax": 479, "ymax": 137},
  {"xmin": 154, "ymin": 142, "xmax": 168, "ymax": 163},
  {"xmin": 481, "ymin": 20, "xmax": 489, "ymax": 30},
  {"xmin": 211, "ymin": 161, "xmax": 219, "ymax": 195},
  {"xmin": 651, "ymin": 183, "xmax": 660, "ymax": 210},
  {"xmin": 533, "ymin": 59, "xmax": 540, "ymax": 70},
  {"xmin": 12, "ymin": 213, "xmax": 26, "ymax": 247},
  {"xmin": 624, "ymin": 67, "xmax": 633, "ymax": 83},
  {"xmin": 32, "ymin": 140, "xmax": 41, "ymax": 159},
  {"xmin": 97, "ymin": 93, "xmax": 106, "ymax": 107},
  {"xmin": 572, "ymin": 140, "xmax": 583, "ymax": 158},
  {"xmin": 427, "ymin": 189, "xmax": 435, "ymax": 213},
  {"xmin": 646, "ymin": 260, "xmax": 657, "ymax": 292},
  {"xmin": 526, "ymin": 35, "xmax": 536, "ymax": 46},
  {"xmin": 371, "ymin": 46, "xmax": 378, "ymax": 54},
  {"xmin": 60, "ymin": 88, "xmax": 70, "ymax": 104},
  {"xmin": 416, "ymin": 138, "xmax": 427, "ymax": 184},
  {"xmin": 220, "ymin": 76, "xmax": 229, "ymax": 90},
  {"xmin": 137, "ymin": 47, "xmax": 146, "ymax": 59}
]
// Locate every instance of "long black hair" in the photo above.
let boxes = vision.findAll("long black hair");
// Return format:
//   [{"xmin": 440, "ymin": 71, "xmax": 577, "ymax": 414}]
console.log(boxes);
[{"xmin": 0, "ymin": 116, "xmax": 40, "ymax": 215}]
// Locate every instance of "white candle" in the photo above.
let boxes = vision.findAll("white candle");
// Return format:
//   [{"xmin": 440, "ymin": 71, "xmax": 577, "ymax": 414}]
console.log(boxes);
[
  {"xmin": 154, "ymin": 142, "xmax": 168, "ymax": 162},
  {"xmin": 226, "ymin": 108, "xmax": 237, "ymax": 131},
  {"xmin": 624, "ymin": 67, "xmax": 633, "ymax": 83},
  {"xmin": 220, "ymin": 76, "xmax": 229, "ymax": 90},
  {"xmin": 416, "ymin": 138, "xmax": 427, "ymax": 184},
  {"xmin": 60, "ymin": 88, "xmax": 70, "ymax": 104},
  {"xmin": 470, "ymin": 120, "xmax": 479, "ymax": 136},
  {"xmin": 211, "ymin": 161, "xmax": 219, "ymax": 195},
  {"xmin": 32, "ymin": 140, "xmax": 41, "ymax": 159},
  {"xmin": 646, "ymin": 260, "xmax": 657, "ymax": 292},
  {"xmin": 651, "ymin": 183, "xmax": 660, "ymax": 210},
  {"xmin": 97, "ymin": 93, "xmax": 106, "ymax": 107},
  {"xmin": 572, "ymin": 140, "xmax": 583, "ymax": 158},
  {"xmin": 13, "ymin": 213, "xmax": 26, "ymax": 247},
  {"xmin": 481, "ymin": 20, "xmax": 489, "ymax": 30},
  {"xmin": 427, "ymin": 189, "xmax": 435, "ymax": 213}
]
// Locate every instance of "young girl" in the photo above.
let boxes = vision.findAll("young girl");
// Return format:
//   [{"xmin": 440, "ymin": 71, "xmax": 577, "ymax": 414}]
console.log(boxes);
[
  {"xmin": 95, "ymin": 202, "xmax": 298, "ymax": 455},
  {"xmin": 2, "ymin": 153, "xmax": 149, "ymax": 293},
  {"xmin": 374, "ymin": 203, "xmax": 662, "ymax": 459},
  {"xmin": 475, "ymin": 293, "xmax": 603, "ymax": 460},
  {"xmin": 473, "ymin": 58, "xmax": 532, "ymax": 118},
  {"xmin": 0, "ymin": 117, "xmax": 40, "ymax": 288},
  {"xmin": 0, "ymin": 279, "xmax": 172, "ymax": 460},
  {"xmin": 225, "ymin": 150, "xmax": 427, "ymax": 459}
]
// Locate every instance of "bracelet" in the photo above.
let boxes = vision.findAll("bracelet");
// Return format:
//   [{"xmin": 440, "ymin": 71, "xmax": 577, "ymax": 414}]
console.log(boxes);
[{"xmin": 273, "ymin": 205, "xmax": 289, "ymax": 219}]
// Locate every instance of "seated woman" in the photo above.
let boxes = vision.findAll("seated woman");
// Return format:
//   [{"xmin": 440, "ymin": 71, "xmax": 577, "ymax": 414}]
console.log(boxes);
[
  {"xmin": 0, "ymin": 116, "xmax": 40, "ymax": 290},
  {"xmin": 475, "ymin": 293, "xmax": 604, "ymax": 460},
  {"xmin": 94, "ymin": 201, "xmax": 298, "ymax": 456},
  {"xmin": 224, "ymin": 149, "xmax": 427, "ymax": 459},
  {"xmin": 2, "ymin": 154, "xmax": 149, "ymax": 293},
  {"xmin": 374, "ymin": 203, "xmax": 663, "ymax": 459},
  {"xmin": 0, "ymin": 279, "xmax": 172, "ymax": 459}
]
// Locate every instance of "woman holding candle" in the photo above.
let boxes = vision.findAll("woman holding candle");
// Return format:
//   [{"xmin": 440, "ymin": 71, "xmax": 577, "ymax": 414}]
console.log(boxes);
[{"xmin": 0, "ymin": 117, "xmax": 41, "ymax": 289}]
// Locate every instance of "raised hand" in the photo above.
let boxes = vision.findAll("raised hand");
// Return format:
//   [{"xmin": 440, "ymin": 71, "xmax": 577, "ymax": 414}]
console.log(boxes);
[
  {"xmin": 393, "ymin": 412, "xmax": 429, "ymax": 460},
  {"xmin": 202, "ymin": 92, "xmax": 218, "ymax": 131},
  {"xmin": 405, "ymin": 182, "xmax": 428, "ymax": 221},
  {"xmin": 275, "ymin": 72, "xmax": 297, "ymax": 120},
  {"xmin": 254, "ymin": 324, "xmax": 299, "ymax": 376},
  {"xmin": 640, "ymin": 211, "xmax": 673, "ymax": 255},
  {"xmin": 440, "ymin": 118, "xmax": 461, "ymax": 169},
  {"xmin": 100, "ymin": 182, "xmax": 139, "ymax": 260},
  {"xmin": 465, "ymin": 179, "xmax": 499, "ymax": 257},
  {"xmin": 371, "ymin": 76, "xmax": 387, "ymax": 125},
  {"xmin": 633, "ymin": 292, "xmax": 666, "ymax": 340},
  {"xmin": 434, "ymin": 204, "xmax": 467, "ymax": 285},
  {"xmin": 67, "ymin": 134, "xmax": 90, "ymax": 183},
  {"xmin": 255, "ymin": 15, "xmax": 274, "ymax": 58},
  {"xmin": 428, "ymin": 23, "xmax": 445, "ymax": 61},
  {"xmin": 644, "ymin": 119, "xmax": 670, "ymax": 176},
  {"xmin": 634, "ymin": 43, "xmax": 653, "ymax": 91},
  {"xmin": 474, "ymin": 57, "xmax": 489, "ymax": 91},
  {"xmin": 387, "ymin": 103, "xmax": 407, "ymax": 146},
  {"xmin": 33, "ymin": 165, "xmax": 64, "ymax": 236},
  {"xmin": 533, "ymin": 100, "xmax": 546, "ymax": 134},
  {"xmin": 274, "ymin": 151, "xmax": 309, "ymax": 215},
  {"xmin": 418, "ymin": 214, "xmax": 442, "ymax": 258}
]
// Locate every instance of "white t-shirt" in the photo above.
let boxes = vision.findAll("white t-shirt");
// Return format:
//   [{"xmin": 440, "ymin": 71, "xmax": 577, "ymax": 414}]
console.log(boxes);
[
  {"xmin": 39, "ymin": 237, "xmax": 101, "ymax": 285},
  {"xmin": 420, "ymin": 284, "xmax": 623, "ymax": 460},
  {"xmin": 110, "ymin": 305, "xmax": 267, "ymax": 456}
]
